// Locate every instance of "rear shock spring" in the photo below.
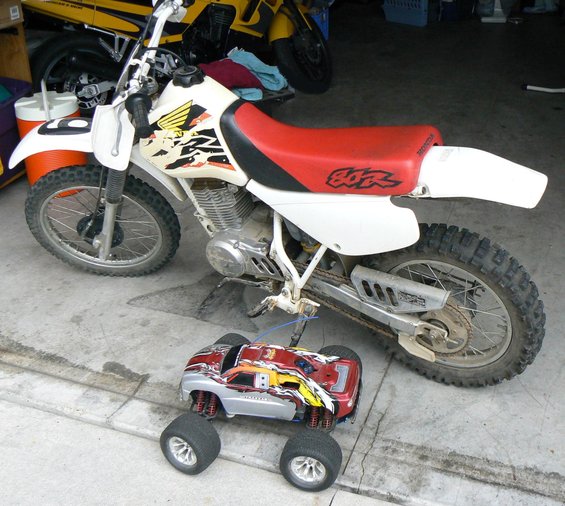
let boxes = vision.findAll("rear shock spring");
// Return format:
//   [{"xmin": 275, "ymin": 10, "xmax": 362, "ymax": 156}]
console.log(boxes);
[
  {"xmin": 308, "ymin": 406, "xmax": 320, "ymax": 428},
  {"xmin": 206, "ymin": 393, "xmax": 219, "ymax": 418},
  {"xmin": 321, "ymin": 409, "xmax": 334, "ymax": 430},
  {"xmin": 195, "ymin": 390, "xmax": 207, "ymax": 415}
]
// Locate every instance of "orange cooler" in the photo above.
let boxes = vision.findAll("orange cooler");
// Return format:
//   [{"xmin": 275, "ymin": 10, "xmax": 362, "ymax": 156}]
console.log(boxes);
[{"xmin": 15, "ymin": 92, "xmax": 87, "ymax": 185}]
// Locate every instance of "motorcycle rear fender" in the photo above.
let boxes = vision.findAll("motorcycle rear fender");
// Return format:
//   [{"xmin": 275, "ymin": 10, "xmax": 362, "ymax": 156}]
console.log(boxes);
[
  {"xmin": 417, "ymin": 146, "xmax": 548, "ymax": 208},
  {"xmin": 268, "ymin": 4, "xmax": 309, "ymax": 42},
  {"xmin": 9, "ymin": 117, "xmax": 93, "ymax": 169}
]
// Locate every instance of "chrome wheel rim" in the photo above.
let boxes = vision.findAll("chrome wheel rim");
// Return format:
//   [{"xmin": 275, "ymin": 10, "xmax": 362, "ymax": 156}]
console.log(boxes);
[
  {"xmin": 289, "ymin": 456, "xmax": 327, "ymax": 485},
  {"xmin": 39, "ymin": 185, "xmax": 163, "ymax": 269},
  {"xmin": 168, "ymin": 436, "xmax": 197, "ymax": 467},
  {"xmin": 390, "ymin": 260, "xmax": 512, "ymax": 368}
]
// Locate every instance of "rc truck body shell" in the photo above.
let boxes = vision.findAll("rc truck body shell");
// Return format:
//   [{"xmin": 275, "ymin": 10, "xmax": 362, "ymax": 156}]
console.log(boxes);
[{"xmin": 180, "ymin": 343, "xmax": 361, "ymax": 422}]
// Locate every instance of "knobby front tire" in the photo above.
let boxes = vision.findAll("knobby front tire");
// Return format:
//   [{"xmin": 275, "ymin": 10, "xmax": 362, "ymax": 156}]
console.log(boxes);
[{"xmin": 25, "ymin": 165, "xmax": 181, "ymax": 277}]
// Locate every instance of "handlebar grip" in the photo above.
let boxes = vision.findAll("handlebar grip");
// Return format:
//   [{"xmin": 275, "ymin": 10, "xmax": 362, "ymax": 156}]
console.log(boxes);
[{"xmin": 125, "ymin": 94, "xmax": 153, "ymax": 139}]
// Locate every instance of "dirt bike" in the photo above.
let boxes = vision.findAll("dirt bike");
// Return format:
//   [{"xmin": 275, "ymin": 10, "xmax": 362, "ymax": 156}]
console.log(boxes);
[
  {"xmin": 10, "ymin": 0, "xmax": 547, "ymax": 388},
  {"xmin": 23, "ymin": 0, "xmax": 331, "ymax": 112}
]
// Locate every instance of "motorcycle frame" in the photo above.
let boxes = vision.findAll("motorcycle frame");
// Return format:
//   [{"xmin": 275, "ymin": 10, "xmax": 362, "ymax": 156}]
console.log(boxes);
[{"xmin": 10, "ymin": 0, "xmax": 548, "ymax": 361}]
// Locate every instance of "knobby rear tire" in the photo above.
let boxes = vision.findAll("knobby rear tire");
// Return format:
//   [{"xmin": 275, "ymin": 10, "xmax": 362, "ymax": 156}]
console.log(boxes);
[{"xmin": 364, "ymin": 223, "xmax": 545, "ymax": 387}]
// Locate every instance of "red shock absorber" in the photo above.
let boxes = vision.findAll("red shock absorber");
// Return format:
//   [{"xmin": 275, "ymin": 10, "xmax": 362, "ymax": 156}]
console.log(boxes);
[
  {"xmin": 206, "ymin": 393, "xmax": 219, "ymax": 418},
  {"xmin": 322, "ymin": 409, "xmax": 334, "ymax": 430},
  {"xmin": 308, "ymin": 407, "xmax": 320, "ymax": 428},
  {"xmin": 195, "ymin": 390, "xmax": 207, "ymax": 415}
]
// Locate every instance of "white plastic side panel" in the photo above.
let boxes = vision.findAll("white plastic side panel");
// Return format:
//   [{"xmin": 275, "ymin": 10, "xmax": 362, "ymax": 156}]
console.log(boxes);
[
  {"xmin": 247, "ymin": 180, "xmax": 420, "ymax": 256},
  {"xmin": 139, "ymin": 77, "xmax": 249, "ymax": 187},
  {"xmin": 9, "ymin": 120, "xmax": 93, "ymax": 169},
  {"xmin": 418, "ymin": 146, "xmax": 548, "ymax": 208},
  {"xmin": 130, "ymin": 145, "xmax": 189, "ymax": 201}
]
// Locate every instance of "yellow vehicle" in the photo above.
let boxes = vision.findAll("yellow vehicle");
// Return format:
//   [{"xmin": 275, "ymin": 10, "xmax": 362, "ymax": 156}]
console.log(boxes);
[{"xmin": 24, "ymin": 0, "xmax": 331, "ymax": 111}]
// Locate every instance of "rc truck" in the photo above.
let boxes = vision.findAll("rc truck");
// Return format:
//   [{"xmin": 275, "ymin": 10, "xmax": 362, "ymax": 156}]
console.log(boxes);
[{"xmin": 160, "ymin": 333, "xmax": 362, "ymax": 491}]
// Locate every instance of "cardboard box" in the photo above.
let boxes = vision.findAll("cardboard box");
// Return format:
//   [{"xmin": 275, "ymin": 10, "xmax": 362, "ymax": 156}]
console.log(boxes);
[{"xmin": 0, "ymin": 0, "xmax": 23, "ymax": 30}]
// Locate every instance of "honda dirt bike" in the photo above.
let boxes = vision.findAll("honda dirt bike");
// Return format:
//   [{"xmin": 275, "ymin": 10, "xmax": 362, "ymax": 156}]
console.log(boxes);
[
  {"xmin": 24, "ymin": 0, "xmax": 330, "ymax": 113},
  {"xmin": 11, "ymin": 0, "xmax": 547, "ymax": 388}
]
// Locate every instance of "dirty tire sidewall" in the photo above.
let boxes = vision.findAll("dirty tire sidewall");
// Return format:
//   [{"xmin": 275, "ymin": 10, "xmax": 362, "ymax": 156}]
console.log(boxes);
[{"xmin": 363, "ymin": 223, "xmax": 546, "ymax": 387}]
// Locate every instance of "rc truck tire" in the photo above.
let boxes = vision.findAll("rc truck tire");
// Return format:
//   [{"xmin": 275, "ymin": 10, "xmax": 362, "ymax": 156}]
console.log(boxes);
[
  {"xmin": 280, "ymin": 430, "xmax": 342, "ymax": 492},
  {"xmin": 160, "ymin": 412, "xmax": 221, "ymax": 475},
  {"xmin": 214, "ymin": 333, "xmax": 250, "ymax": 346}
]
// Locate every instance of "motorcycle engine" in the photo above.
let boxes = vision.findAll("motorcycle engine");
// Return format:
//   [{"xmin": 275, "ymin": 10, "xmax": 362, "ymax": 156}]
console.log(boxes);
[{"xmin": 191, "ymin": 180, "xmax": 282, "ymax": 280}]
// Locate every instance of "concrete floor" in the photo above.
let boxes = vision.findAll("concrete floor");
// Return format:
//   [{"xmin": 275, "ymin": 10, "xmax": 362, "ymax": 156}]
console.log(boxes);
[{"xmin": 1, "ymin": 5, "xmax": 564, "ymax": 505}]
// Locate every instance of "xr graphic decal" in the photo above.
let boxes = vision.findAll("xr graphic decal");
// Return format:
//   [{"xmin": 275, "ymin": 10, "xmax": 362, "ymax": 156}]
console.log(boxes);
[{"xmin": 326, "ymin": 167, "xmax": 402, "ymax": 190}]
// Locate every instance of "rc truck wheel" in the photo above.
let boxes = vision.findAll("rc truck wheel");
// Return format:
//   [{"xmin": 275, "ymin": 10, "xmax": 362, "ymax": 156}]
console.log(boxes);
[
  {"xmin": 280, "ymin": 430, "xmax": 342, "ymax": 492},
  {"xmin": 214, "ymin": 333, "xmax": 250, "ymax": 346},
  {"xmin": 160, "ymin": 412, "xmax": 221, "ymax": 475},
  {"xmin": 318, "ymin": 345, "xmax": 363, "ymax": 375}
]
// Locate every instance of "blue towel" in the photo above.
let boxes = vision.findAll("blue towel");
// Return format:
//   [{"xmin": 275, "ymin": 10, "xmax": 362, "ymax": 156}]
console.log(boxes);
[
  {"xmin": 227, "ymin": 48, "xmax": 288, "ymax": 91},
  {"xmin": 232, "ymin": 87, "xmax": 264, "ymax": 101}
]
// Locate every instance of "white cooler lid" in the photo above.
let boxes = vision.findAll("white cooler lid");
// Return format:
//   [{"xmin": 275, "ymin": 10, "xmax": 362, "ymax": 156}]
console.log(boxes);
[{"xmin": 15, "ymin": 91, "xmax": 79, "ymax": 121}]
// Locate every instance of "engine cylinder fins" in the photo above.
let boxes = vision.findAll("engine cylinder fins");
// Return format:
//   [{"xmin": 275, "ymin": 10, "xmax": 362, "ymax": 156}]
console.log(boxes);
[
  {"xmin": 351, "ymin": 265, "xmax": 449, "ymax": 313},
  {"xmin": 191, "ymin": 179, "xmax": 254, "ymax": 231}
]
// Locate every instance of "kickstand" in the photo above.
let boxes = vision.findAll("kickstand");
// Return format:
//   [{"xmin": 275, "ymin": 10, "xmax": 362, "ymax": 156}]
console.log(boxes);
[{"xmin": 289, "ymin": 306, "xmax": 317, "ymax": 347}]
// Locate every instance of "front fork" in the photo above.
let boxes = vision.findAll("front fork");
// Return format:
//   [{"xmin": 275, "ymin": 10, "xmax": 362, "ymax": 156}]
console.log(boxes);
[{"xmin": 91, "ymin": 168, "xmax": 126, "ymax": 260}]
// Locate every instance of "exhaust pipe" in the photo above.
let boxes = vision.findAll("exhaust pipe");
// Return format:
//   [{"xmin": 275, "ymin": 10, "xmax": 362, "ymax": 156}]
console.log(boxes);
[{"xmin": 67, "ymin": 51, "xmax": 122, "ymax": 81}]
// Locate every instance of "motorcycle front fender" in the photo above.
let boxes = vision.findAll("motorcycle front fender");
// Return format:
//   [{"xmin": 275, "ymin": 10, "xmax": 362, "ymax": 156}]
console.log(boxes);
[
  {"xmin": 267, "ymin": 4, "xmax": 309, "ymax": 42},
  {"xmin": 417, "ymin": 146, "xmax": 548, "ymax": 209},
  {"xmin": 9, "ymin": 117, "xmax": 93, "ymax": 169}
]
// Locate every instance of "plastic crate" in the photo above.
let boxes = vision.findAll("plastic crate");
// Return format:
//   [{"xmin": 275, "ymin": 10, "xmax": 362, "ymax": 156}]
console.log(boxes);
[
  {"xmin": 0, "ymin": 76, "xmax": 31, "ymax": 188},
  {"xmin": 383, "ymin": 0, "xmax": 432, "ymax": 27}
]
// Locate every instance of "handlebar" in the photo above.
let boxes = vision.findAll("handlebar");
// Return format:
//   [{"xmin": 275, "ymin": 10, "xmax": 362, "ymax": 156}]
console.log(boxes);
[{"xmin": 125, "ymin": 94, "xmax": 153, "ymax": 138}]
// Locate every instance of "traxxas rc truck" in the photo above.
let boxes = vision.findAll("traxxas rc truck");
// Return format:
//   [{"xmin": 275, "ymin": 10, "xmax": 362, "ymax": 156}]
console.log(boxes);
[{"xmin": 160, "ymin": 333, "xmax": 362, "ymax": 491}]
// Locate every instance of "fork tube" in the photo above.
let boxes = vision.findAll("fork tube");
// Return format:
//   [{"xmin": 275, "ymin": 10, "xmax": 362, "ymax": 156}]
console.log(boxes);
[{"xmin": 94, "ymin": 168, "xmax": 127, "ymax": 260}]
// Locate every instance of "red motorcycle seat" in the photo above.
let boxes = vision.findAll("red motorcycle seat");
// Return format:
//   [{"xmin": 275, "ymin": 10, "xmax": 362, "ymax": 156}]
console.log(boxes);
[{"xmin": 220, "ymin": 102, "xmax": 443, "ymax": 196}]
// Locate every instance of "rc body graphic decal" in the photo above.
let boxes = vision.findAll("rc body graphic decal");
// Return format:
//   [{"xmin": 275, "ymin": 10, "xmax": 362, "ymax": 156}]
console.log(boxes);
[{"xmin": 179, "ymin": 343, "xmax": 360, "ymax": 420}]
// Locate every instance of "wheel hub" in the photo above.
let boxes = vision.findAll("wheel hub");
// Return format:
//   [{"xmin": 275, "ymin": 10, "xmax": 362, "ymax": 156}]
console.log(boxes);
[
  {"xmin": 418, "ymin": 302, "xmax": 473, "ymax": 354},
  {"xmin": 290, "ymin": 456, "xmax": 327, "ymax": 484},
  {"xmin": 77, "ymin": 213, "xmax": 124, "ymax": 248},
  {"xmin": 168, "ymin": 436, "xmax": 197, "ymax": 466}
]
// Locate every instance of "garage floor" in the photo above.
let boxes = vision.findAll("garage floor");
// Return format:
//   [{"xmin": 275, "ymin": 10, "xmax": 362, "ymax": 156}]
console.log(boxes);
[{"xmin": 1, "ymin": 5, "xmax": 564, "ymax": 504}]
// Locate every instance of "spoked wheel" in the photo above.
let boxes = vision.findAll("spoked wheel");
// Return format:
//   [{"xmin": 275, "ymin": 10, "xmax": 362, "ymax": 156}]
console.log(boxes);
[
  {"xmin": 272, "ymin": 13, "xmax": 332, "ymax": 94},
  {"xmin": 364, "ymin": 223, "xmax": 546, "ymax": 386},
  {"xmin": 280, "ymin": 430, "xmax": 342, "ymax": 491},
  {"xmin": 160, "ymin": 412, "xmax": 221, "ymax": 475},
  {"xmin": 31, "ymin": 34, "xmax": 117, "ymax": 115},
  {"xmin": 25, "ymin": 165, "xmax": 180, "ymax": 276}
]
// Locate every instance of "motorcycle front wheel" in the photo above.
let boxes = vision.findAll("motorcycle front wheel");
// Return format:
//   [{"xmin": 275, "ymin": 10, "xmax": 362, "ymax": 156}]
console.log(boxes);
[
  {"xmin": 25, "ymin": 165, "xmax": 181, "ymax": 276},
  {"xmin": 31, "ymin": 34, "xmax": 116, "ymax": 115},
  {"xmin": 272, "ymin": 14, "xmax": 332, "ymax": 94},
  {"xmin": 363, "ymin": 223, "xmax": 546, "ymax": 387}
]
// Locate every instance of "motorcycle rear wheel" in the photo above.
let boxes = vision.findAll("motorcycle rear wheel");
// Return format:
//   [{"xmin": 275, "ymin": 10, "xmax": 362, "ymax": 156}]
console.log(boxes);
[
  {"xmin": 31, "ymin": 34, "xmax": 115, "ymax": 115},
  {"xmin": 363, "ymin": 223, "xmax": 545, "ymax": 387},
  {"xmin": 25, "ymin": 165, "xmax": 181, "ymax": 276},
  {"xmin": 272, "ymin": 14, "xmax": 332, "ymax": 94}
]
